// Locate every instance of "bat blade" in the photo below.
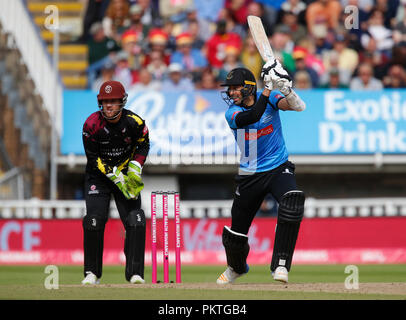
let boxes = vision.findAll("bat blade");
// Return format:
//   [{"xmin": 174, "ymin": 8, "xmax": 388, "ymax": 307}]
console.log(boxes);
[{"xmin": 247, "ymin": 15, "xmax": 274, "ymax": 62}]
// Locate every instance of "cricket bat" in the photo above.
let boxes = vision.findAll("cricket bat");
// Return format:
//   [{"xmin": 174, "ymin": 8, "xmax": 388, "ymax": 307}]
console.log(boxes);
[{"xmin": 247, "ymin": 15, "xmax": 274, "ymax": 62}]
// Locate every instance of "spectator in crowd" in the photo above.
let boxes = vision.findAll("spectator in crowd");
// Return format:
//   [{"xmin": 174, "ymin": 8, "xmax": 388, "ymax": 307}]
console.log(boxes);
[
  {"xmin": 170, "ymin": 32, "xmax": 208, "ymax": 81},
  {"xmin": 293, "ymin": 70, "xmax": 313, "ymax": 89},
  {"xmin": 195, "ymin": 68, "xmax": 220, "ymax": 90},
  {"xmin": 339, "ymin": 0, "xmax": 370, "ymax": 50},
  {"xmin": 137, "ymin": 0, "xmax": 160, "ymax": 27},
  {"xmin": 217, "ymin": 7, "xmax": 246, "ymax": 39},
  {"xmin": 122, "ymin": 4, "xmax": 150, "ymax": 43},
  {"xmin": 87, "ymin": 22, "xmax": 121, "ymax": 88},
  {"xmin": 292, "ymin": 49, "xmax": 319, "ymax": 88},
  {"xmin": 319, "ymin": 68, "xmax": 349, "ymax": 89},
  {"xmin": 218, "ymin": 44, "xmax": 245, "ymax": 82},
  {"xmin": 79, "ymin": 0, "xmax": 110, "ymax": 43},
  {"xmin": 361, "ymin": 9, "xmax": 394, "ymax": 57},
  {"xmin": 113, "ymin": 50, "xmax": 133, "ymax": 90},
  {"xmin": 255, "ymin": 0, "xmax": 282, "ymax": 28},
  {"xmin": 87, "ymin": 22, "xmax": 120, "ymax": 66},
  {"xmin": 205, "ymin": 19, "xmax": 242, "ymax": 69},
  {"xmin": 319, "ymin": 50, "xmax": 352, "ymax": 86},
  {"xmin": 245, "ymin": 1, "xmax": 274, "ymax": 36},
  {"xmin": 131, "ymin": 67, "xmax": 161, "ymax": 91},
  {"xmin": 269, "ymin": 26, "xmax": 295, "ymax": 73},
  {"xmin": 120, "ymin": 29, "xmax": 143, "ymax": 70},
  {"xmin": 350, "ymin": 63, "xmax": 384, "ymax": 90},
  {"xmin": 183, "ymin": 8, "xmax": 214, "ymax": 45},
  {"xmin": 276, "ymin": 10, "xmax": 307, "ymax": 45},
  {"xmin": 92, "ymin": 60, "xmax": 116, "ymax": 91},
  {"xmin": 312, "ymin": 24, "xmax": 332, "ymax": 55},
  {"xmin": 225, "ymin": 0, "xmax": 251, "ymax": 25},
  {"xmin": 375, "ymin": 0, "xmax": 400, "ymax": 29},
  {"xmin": 102, "ymin": 0, "xmax": 131, "ymax": 42},
  {"xmin": 143, "ymin": 28, "xmax": 171, "ymax": 66},
  {"xmin": 161, "ymin": 18, "xmax": 177, "ymax": 52},
  {"xmin": 240, "ymin": 35, "xmax": 263, "ymax": 79},
  {"xmin": 146, "ymin": 49, "xmax": 168, "ymax": 82},
  {"xmin": 306, "ymin": 0, "xmax": 342, "ymax": 36},
  {"xmin": 80, "ymin": 0, "xmax": 404, "ymax": 94},
  {"xmin": 383, "ymin": 64, "xmax": 406, "ymax": 88},
  {"xmin": 279, "ymin": 0, "xmax": 307, "ymax": 25},
  {"xmin": 293, "ymin": 41, "xmax": 325, "ymax": 76},
  {"xmin": 391, "ymin": 41, "xmax": 406, "ymax": 69},
  {"xmin": 358, "ymin": 36, "xmax": 390, "ymax": 79},
  {"xmin": 183, "ymin": 19, "xmax": 206, "ymax": 50},
  {"xmin": 393, "ymin": 0, "xmax": 406, "ymax": 44},
  {"xmin": 162, "ymin": 63, "xmax": 194, "ymax": 91},
  {"xmin": 323, "ymin": 33, "xmax": 359, "ymax": 76},
  {"xmin": 395, "ymin": 0, "xmax": 406, "ymax": 25},
  {"xmin": 159, "ymin": 0, "xmax": 194, "ymax": 20}
]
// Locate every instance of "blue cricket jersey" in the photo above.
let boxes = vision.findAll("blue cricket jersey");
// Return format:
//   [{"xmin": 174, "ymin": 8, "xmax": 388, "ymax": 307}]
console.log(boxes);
[{"xmin": 225, "ymin": 91, "xmax": 289, "ymax": 173}]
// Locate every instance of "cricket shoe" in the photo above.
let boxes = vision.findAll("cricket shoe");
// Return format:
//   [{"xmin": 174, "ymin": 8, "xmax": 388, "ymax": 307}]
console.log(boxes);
[
  {"xmin": 216, "ymin": 265, "xmax": 249, "ymax": 285},
  {"xmin": 130, "ymin": 275, "xmax": 145, "ymax": 284},
  {"xmin": 272, "ymin": 266, "xmax": 288, "ymax": 283},
  {"xmin": 82, "ymin": 272, "xmax": 100, "ymax": 285}
]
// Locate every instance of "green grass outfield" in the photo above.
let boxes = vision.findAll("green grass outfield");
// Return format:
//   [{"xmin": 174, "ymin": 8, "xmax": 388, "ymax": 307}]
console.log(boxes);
[{"xmin": 0, "ymin": 264, "xmax": 405, "ymax": 300}]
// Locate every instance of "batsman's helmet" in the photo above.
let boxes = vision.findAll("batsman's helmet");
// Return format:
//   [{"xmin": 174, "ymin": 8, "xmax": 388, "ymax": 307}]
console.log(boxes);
[
  {"xmin": 220, "ymin": 68, "xmax": 257, "ymax": 106},
  {"xmin": 97, "ymin": 80, "xmax": 128, "ymax": 120}
]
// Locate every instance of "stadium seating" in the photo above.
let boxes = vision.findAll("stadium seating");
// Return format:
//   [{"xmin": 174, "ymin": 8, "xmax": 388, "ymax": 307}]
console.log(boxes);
[
  {"xmin": 27, "ymin": 0, "xmax": 88, "ymax": 89},
  {"xmin": 0, "ymin": 20, "xmax": 50, "ymax": 199}
]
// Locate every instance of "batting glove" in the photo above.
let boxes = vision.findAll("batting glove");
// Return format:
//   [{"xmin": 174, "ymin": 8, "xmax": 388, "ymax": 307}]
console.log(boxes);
[
  {"xmin": 127, "ymin": 160, "xmax": 144, "ymax": 198},
  {"xmin": 269, "ymin": 60, "xmax": 292, "ymax": 95},
  {"xmin": 260, "ymin": 60, "xmax": 275, "ymax": 90},
  {"xmin": 106, "ymin": 167, "xmax": 135, "ymax": 200},
  {"xmin": 261, "ymin": 59, "xmax": 277, "ymax": 77}
]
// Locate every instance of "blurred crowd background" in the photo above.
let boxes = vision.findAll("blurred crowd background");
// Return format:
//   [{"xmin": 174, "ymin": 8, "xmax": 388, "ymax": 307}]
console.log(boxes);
[{"xmin": 77, "ymin": 0, "xmax": 406, "ymax": 93}]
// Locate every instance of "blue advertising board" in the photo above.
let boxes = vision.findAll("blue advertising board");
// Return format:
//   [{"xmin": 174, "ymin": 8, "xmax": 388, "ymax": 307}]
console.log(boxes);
[{"xmin": 62, "ymin": 89, "xmax": 406, "ymax": 156}]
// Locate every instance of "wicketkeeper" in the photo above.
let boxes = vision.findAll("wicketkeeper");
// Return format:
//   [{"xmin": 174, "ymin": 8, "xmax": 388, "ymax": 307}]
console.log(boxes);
[
  {"xmin": 217, "ymin": 59, "xmax": 306, "ymax": 284},
  {"xmin": 81, "ymin": 80, "xmax": 149, "ymax": 284}
]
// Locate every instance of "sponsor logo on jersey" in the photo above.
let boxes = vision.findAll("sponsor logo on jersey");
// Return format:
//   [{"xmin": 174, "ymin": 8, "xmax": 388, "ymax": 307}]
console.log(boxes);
[
  {"xmin": 245, "ymin": 124, "xmax": 274, "ymax": 140},
  {"xmin": 88, "ymin": 184, "xmax": 99, "ymax": 195}
]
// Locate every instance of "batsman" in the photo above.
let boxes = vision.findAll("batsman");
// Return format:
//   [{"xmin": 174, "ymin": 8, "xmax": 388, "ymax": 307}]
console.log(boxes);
[
  {"xmin": 217, "ymin": 59, "xmax": 306, "ymax": 284},
  {"xmin": 81, "ymin": 80, "xmax": 149, "ymax": 285}
]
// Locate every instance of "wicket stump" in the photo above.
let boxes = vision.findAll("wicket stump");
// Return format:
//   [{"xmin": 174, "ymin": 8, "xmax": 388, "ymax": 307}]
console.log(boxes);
[{"xmin": 151, "ymin": 191, "xmax": 181, "ymax": 283}]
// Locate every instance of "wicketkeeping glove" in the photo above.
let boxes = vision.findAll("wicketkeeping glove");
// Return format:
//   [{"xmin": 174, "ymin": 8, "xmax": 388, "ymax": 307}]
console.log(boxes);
[
  {"xmin": 106, "ymin": 166, "xmax": 136, "ymax": 200},
  {"xmin": 127, "ymin": 160, "xmax": 144, "ymax": 198}
]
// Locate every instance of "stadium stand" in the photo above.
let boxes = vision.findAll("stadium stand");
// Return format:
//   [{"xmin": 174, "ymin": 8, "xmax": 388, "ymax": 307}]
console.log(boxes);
[
  {"xmin": 27, "ymin": 0, "xmax": 88, "ymax": 89},
  {"xmin": 0, "ymin": 8, "xmax": 53, "ymax": 199}
]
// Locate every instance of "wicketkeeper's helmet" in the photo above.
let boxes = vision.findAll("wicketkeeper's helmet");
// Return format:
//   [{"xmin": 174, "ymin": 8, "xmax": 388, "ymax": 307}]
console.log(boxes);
[{"xmin": 97, "ymin": 80, "xmax": 128, "ymax": 120}]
